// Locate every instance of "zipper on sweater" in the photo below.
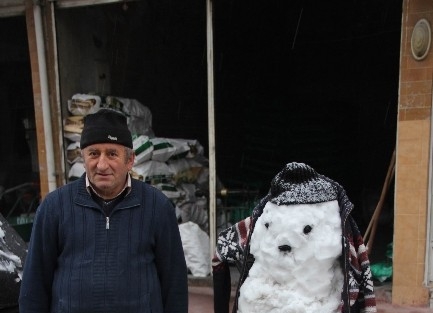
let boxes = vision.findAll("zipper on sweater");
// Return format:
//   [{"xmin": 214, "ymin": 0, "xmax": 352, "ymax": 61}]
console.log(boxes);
[{"xmin": 106, "ymin": 216, "xmax": 110, "ymax": 230}]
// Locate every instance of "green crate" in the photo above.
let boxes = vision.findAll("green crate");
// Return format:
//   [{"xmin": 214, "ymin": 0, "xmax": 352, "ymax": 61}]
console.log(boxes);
[
  {"xmin": 7, "ymin": 215, "xmax": 34, "ymax": 242},
  {"xmin": 230, "ymin": 207, "xmax": 252, "ymax": 224}
]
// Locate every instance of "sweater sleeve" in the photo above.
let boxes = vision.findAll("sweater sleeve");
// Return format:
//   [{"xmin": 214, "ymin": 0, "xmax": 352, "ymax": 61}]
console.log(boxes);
[
  {"xmin": 212, "ymin": 217, "xmax": 251, "ymax": 313},
  {"xmin": 213, "ymin": 261, "xmax": 232, "ymax": 313},
  {"xmin": 153, "ymin": 197, "xmax": 189, "ymax": 313},
  {"xmin": 19, "ymin": 193, "xmax": 60, "ymax": 313},
  {"xmin": 347, "ymin": 216, "xmax": 376, "ymax": 313}
]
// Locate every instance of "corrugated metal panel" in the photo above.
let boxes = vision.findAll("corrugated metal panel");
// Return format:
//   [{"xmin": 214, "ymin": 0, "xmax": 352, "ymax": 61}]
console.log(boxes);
[
  {"xmin": 0, "ymin": 0, "xmax": 25, "ymax": 18},
  {"xmin": 54, "ymin": 0, "xmax": 135, "ymax": 9}
]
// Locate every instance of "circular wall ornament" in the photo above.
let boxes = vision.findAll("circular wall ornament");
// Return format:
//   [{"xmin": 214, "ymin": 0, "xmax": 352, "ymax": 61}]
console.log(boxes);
[{"xmin": 411, "ymin": 18, "xmax": 431, "ymax": 61}]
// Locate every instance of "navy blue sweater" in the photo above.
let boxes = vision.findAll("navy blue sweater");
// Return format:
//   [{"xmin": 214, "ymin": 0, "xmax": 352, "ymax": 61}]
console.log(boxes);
[{"xmin": 19, "ymin": 175, "xmax": 188, "ymax": 313}]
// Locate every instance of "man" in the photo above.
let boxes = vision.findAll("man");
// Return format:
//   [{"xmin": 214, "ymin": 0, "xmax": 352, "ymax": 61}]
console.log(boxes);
[{"xmin": 19, "ymin": 109, "xmax": 188, "ymax": 313}]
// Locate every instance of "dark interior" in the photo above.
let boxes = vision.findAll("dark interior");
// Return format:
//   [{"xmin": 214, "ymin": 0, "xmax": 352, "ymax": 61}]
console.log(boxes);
[
  {"xmin": 0, "ymin": 16, "xmax": 39, "ymax": 223},
  {"xmin": 0, "ymin": 0, "xmax": 401, "ymax": 261}
]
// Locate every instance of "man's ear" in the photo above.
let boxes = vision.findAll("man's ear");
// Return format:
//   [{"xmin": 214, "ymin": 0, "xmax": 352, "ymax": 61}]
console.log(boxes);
[{"xmin": 127, "ymin": 150, "xmax": 135, "ymax": 170}]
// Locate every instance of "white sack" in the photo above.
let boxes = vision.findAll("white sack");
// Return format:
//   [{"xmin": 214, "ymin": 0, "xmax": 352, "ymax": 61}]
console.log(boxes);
[
  {"xmin": 132, "ymin": 160, "xmax": 173, "ymax": 184},
  {"xmin": 66, "ymin": 142, "xmax": 82, "ymax": 164},
  {"xmin": 133, "ymin": 135, "xmax": 153, "ymax": 165},
  {"xmin": 179, "ymin": 221, "xmax": 210, "ymax": 277},
  {"xmin": 68, "ymin": 94, "xmax": 101, "ymax": 116},
  {"xmin": 68, "ymin": 162, "xmax": 85, "ymax": 180},
  {"xmin": 150, "ymin": 138, "xmax": 176, "ymax": 162},
  {"xmin": 154, "ymin": 183, "xmax": 184, "ymax": 201},
  {"xmin": 106, "ymin": 96, "xmax": 154, "ymax": 137}
]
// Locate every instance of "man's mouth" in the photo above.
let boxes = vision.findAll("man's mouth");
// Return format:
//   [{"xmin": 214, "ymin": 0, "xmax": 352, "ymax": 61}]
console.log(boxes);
[{"xmin": 96, "ymin": 173, "xmax": 112, "ymax": 178}]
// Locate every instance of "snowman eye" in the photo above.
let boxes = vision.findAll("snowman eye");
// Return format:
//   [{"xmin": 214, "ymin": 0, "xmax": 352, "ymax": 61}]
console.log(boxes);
[
  {"xmin": 303, "ymin": 225, "xmax": 312, "ymax": 234},
  {"xmin": 265, "ymin": 222, "xmax": 269, "ymax": 229}
]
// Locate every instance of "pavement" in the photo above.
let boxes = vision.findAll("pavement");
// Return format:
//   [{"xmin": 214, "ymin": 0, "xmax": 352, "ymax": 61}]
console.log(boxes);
[{"xmin": 188, "ymin": 273, "xmax": 433, "ymax": 313}]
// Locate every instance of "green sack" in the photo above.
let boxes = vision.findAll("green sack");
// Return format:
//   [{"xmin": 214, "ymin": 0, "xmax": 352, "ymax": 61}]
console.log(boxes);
[
  {"xmin": 371, "ymin": 242, "xmax": 393, "ymax": 282},
  {"xmin": 371, "ymin": 262, "xmax": 392, "ymax": 282}
]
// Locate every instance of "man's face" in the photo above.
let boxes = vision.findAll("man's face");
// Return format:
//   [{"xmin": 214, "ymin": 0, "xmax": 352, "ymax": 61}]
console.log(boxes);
[{"xmin": 82, "ymin": 143, "xmax": 135, "ymax": 199}]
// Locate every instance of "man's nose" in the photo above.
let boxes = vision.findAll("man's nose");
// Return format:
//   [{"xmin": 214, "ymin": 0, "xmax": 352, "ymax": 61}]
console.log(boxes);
[{"xmin": 96, "ymin": 154, "xmax": 109, "ymax": 169}]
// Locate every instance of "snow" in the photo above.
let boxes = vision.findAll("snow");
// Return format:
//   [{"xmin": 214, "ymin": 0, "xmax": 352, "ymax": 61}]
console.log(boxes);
[
  {"xmin": 238, "ymin": 200, "xmax": 343, "ymax": 313},
  {"xmin": 0, "ymin": 220, "xmax": 23, "ymax": 278}
]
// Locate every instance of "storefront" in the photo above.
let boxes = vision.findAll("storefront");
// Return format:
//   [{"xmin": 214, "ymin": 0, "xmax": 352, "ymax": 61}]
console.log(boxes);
[{"xmin": 5, "ymin": 0, "xmax": 430, "ymax": 308}]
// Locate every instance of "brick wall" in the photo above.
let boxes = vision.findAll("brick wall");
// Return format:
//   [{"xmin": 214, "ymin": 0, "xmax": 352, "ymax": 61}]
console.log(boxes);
[{"xmin": 394, "ymin": 0, "xmax": 433, "ymax": 306}]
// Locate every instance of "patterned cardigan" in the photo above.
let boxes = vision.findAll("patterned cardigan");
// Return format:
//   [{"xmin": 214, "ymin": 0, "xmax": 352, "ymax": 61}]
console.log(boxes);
[{"xmin": 212, "ymin": 182, "xmax": 376, "ymax": 313}]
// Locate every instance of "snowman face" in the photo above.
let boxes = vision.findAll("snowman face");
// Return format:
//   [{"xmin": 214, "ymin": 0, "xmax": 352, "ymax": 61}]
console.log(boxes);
[{"xmin": 250, "ymin": 200, "xmax": 342, "ymax": 275}]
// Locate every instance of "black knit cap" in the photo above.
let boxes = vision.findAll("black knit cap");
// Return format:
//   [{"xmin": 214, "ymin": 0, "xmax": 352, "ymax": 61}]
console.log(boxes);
[
  {"xmin": 269, "ymin": 162, "xmax": 338, "ymax": 205},
  {"xmin": 80, "ymin": 109, "xmax": 133, "ymax": 149}
]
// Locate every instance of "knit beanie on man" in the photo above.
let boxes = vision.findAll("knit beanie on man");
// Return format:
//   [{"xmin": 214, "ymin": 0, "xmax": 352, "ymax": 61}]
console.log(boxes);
[{"xmin": 80, "ymin": 109, "xmax": 133, "ymax": 149}]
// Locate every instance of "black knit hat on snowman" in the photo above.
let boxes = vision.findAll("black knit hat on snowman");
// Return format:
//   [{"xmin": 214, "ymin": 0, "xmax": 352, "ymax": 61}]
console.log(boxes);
[
  {"xmin": 251, "ymin": 162, "xmax": 339, "ymax": 223},
  {"xmin": 80, "ymin": 109, "xmax": 133, "ymax": 149},
  {"xmin": 269, "ymin": 162, "xmax": 338, "ymax": 205}
]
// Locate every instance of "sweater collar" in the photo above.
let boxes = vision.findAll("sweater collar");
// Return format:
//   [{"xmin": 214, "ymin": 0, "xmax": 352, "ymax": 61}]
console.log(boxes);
[
  {"xmin": 75, "ymin": 174, "xmax": 140, "ymax": 210},
  {"xmin": 85, "ymin": 173, "xmax": 132, "ymax": 200}
]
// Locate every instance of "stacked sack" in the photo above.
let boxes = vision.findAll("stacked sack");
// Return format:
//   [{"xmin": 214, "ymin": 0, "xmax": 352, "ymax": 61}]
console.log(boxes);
[
  {"xmin": 64, "ymin": 94, "xmax": 101, "ymax": 180},
  {"xmin": 131, "ymin": 136, "xmax": 221, "ymax": 233},
  {"xmin": 63, "ymin": 94, "xmax": 219, "ymax": 233}
]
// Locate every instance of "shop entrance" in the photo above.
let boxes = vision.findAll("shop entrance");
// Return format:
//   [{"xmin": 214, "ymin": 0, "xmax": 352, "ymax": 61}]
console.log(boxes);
[{"xmin": 0, "ymin": 15, "xmax": 40, "ymax": 241}]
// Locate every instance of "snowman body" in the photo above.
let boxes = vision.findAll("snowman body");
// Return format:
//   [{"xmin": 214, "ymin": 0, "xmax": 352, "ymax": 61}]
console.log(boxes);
[{"xmin": 238, "ymin": 200, "xmax": 343, "ymax": 313}]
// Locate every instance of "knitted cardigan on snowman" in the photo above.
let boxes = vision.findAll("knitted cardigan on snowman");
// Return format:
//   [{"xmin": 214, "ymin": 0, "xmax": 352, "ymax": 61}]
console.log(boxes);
[{"xmin": 212, "ymin": 179, "xmax": 376, "ymax": 313}]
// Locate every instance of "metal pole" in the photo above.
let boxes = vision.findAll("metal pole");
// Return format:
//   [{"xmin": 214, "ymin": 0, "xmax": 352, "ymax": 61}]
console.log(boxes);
[{"xmin": 206, "ymin": 0, "xmax": 217, "ymax": 268}]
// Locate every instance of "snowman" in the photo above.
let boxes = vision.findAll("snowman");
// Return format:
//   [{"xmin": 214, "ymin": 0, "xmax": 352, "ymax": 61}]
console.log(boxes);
[
  {"xmin": 238, "ymin": 200, "xmax": 343, "ymax": 313},
  {"xmin": 212, "ymin": 162, "xmax": 376, "ymax": 313}
]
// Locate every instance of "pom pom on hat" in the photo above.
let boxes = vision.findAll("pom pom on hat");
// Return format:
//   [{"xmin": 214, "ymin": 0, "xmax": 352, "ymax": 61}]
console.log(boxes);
[
  {"xmin": 80, "ymin": 109, "xmax": 133, "ymax": 149},
  {"xmin": 269, "ymin": 162, "xmax": 337, "ymax": 205}
]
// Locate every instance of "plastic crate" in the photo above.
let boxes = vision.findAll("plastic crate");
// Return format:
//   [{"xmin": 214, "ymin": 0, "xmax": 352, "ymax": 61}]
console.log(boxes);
[{"xmin": 7, "ymin": 214, "xmax": 34, "ymax": 242}]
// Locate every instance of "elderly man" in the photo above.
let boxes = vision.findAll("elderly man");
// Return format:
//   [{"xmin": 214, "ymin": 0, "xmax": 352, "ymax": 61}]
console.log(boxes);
[{"xmin": 19, "ymin": 109, "xmax": 188, "ymax": 313}]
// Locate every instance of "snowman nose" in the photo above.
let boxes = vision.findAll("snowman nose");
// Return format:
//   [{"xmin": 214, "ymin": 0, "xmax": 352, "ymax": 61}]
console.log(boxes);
[{"xmin": 278, "ymin": 245, "xmax": 292, "ymax": 252}]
